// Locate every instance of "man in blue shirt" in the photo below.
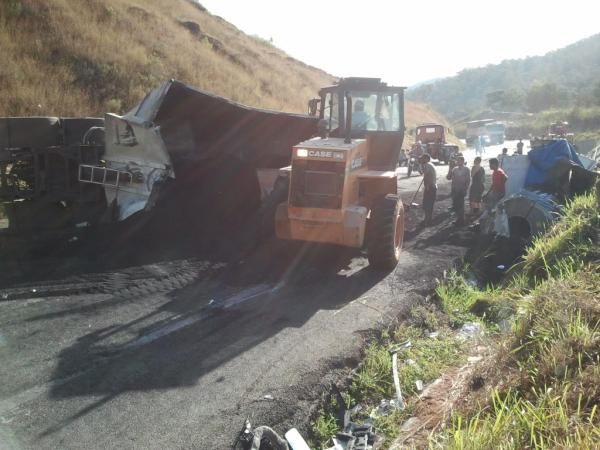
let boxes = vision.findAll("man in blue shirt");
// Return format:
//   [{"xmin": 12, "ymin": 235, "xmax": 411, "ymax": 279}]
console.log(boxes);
[{"xmin": 351, "ymin": 100, "xmax": 370, "ymax": 130}]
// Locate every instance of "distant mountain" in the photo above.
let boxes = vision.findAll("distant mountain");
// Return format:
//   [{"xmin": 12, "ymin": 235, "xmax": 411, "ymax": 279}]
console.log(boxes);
[{"xmin": 407, "ymin": 33, "xmax": 600, "ymax": 120}]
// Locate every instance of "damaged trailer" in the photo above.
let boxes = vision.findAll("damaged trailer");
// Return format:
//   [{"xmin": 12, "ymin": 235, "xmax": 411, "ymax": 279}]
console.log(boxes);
[
  {"xmin": 487, "ymin": 139, "xmax": 598, "ymax": 241},
  {"xmin": 1, "ymin": 80, "xmax": 319, "ymax": 255}
]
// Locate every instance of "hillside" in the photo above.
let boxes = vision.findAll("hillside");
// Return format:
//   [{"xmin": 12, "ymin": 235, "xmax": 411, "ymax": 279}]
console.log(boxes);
[
  {"xmin": 408, "ymin": 33, "xmax": 600, "ymax": 120},
  {"xmin": 0, "ymin": 0, "xmax": 446, "ymax": 137},
  {"xmin": 0, "ymin": 0, "xmax": 334, "ymax": 116}
]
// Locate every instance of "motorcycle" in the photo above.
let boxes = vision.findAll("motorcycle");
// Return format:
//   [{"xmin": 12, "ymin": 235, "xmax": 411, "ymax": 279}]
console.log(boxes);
[{"xmin": 407, "ymin": 155, "xmax": 422, "ymax": 177}]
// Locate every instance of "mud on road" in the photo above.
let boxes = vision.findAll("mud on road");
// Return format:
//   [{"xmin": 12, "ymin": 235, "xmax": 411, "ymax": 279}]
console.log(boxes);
[{"xmin": 0, "ymin": 158, "xmax": 483, "ymax": 449}]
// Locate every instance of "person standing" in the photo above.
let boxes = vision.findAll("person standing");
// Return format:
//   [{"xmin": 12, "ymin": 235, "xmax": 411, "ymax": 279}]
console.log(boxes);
[
  {"xmin": 516, "ymin": 139, "xmax": 524, "ymax": 155},
  {"xmin": 474, "ymin": 136, "xmax": 482, "ymax": 157},
  {"xmin": 419, "ymin": 154, "xmax": 437, "ymax": 226},
  {"xmin": 469, "ymin": 156, "xmax": 485, "ymax": 215},
  {"xmin": 484, "ymin": 157, "xmax": 508, "ymax": 212},
  {"xmin": 447, "ymin": 155, "xmax": 470, "ymax": 225}
]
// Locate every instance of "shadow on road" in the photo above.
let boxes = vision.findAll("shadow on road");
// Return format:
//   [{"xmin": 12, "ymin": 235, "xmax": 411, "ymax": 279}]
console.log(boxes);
[{"xmin": 39, "ymin": 240, "xmax": 389, "ymax": 436}]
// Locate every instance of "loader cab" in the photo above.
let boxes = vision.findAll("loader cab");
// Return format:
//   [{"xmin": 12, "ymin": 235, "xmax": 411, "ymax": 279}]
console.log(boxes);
[{"xmin": 315, "ymin": 77, "xmax": 405, "ymax": 140}]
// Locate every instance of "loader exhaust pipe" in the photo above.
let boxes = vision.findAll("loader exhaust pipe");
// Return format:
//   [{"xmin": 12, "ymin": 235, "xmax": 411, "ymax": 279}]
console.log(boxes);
[{"xmin": 345, "ymin": 93, "xmax": 352, "ymax": 144}]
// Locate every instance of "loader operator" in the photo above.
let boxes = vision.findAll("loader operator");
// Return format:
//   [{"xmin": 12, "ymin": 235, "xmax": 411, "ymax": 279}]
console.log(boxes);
[
  {"xmin": 351, "ymin": 99, "xmax": 371, "ymax": 130},
  {"xmin": 419, "ymin": 154, "xmax": 437, "ymax": 226}
]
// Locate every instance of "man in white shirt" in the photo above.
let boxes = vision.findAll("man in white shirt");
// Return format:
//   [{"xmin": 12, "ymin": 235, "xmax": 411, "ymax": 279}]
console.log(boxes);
[{"xmin": 419, "ymin": 154, "xmax": 437, "ymax": 226}]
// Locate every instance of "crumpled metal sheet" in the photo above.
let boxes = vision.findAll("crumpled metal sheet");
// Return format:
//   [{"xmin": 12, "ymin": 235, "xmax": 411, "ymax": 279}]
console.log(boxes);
[
  {"xmin": 106, "ymin": 80, "xmax": 318, "ymax": 246},
  {"xmin": 501, "ymin": 189, "xmax": 561, "ymax": 236}
]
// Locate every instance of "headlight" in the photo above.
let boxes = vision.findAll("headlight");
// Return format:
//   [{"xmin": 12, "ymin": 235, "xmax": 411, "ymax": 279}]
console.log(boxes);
[{"xmin": 296, "ymin": 148, "xmax": 308, "ymax": 158}]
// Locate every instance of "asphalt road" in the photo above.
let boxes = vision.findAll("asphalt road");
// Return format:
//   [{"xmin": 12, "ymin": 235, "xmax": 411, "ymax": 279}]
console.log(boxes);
[{"xmin": 0, "ymin": 142, "xmax": 512, "ymax": 449}]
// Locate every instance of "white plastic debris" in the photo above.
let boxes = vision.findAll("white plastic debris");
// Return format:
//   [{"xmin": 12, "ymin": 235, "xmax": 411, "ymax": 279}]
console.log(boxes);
[
  {"xmin": 392, "ymin": 353, "xmax": 405, "ymax": 410},
  {"xmin": 263, "ymin": 394, "xmax": 274, "ymax": 400},
  {"xmin": 493, "ymin": 207, "xmax": 510, "ymax": 237},
  {"xmin": 468, "ymin": 356, "xmax": 483, "ymax": 363},
  {"xmin": 285, "ymin": 428, "xmax": 311, "ymax": 450},
  {"xmin": 405, "ymin": 358, "xmax": 416, "ymax": 366},
  {"xmin": 458, "ymin": 322, "xmax": 482, "ymax": 339},
  {"xmin": 415, "ymin": 380, "xmax": 424, "ymax": 391},
  {"xmin": 427, "ymin": 331, "xmax": 439, "ymax": 339}
]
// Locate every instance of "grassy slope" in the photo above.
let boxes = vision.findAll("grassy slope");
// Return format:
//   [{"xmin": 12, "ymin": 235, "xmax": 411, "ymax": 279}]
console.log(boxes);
[
  {"xmin": 430, "ymin": 188, "xmax": 600, "ymax": 448},
  {"xmin": 0, "ymin": 0, "xmax": 333, "ymax": 115},
  {"xmin": 0, "ymin": 0, "xmax": 446, "ymax": 134}
]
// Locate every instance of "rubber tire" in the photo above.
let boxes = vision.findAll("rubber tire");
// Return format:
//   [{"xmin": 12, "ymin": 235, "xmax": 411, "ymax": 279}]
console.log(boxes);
[
  {"xmin": 367, "ymin": 195, "xmax": 404, "ymax": 270},
  {"xmin": 259, "ymin": 175, "xmax": 289, "ymax": 239}
]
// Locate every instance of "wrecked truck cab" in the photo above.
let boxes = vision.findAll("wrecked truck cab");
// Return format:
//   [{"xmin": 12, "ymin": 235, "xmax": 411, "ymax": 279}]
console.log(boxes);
[{"xmin": 2, "ymin": 80, "xmax": 319, "ymax": 255}]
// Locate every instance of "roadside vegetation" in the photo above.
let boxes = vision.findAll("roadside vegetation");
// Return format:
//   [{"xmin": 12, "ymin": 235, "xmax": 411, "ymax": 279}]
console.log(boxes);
[
  {"xmin": 428, "ymin": 189, "xmax": 600, "ymax": 448},
  {"xmin": 311, "ymin": 323, "xmax": 466, "ymax": 448},
  {"xmin": 311, "ymin": 186, "xmax": 600, "ymax": 449}
]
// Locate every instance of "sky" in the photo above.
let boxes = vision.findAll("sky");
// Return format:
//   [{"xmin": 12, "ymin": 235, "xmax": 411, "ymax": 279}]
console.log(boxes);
[{"xmin": 199, "ymin": 0, "xmax": 599, "ymax": 87}]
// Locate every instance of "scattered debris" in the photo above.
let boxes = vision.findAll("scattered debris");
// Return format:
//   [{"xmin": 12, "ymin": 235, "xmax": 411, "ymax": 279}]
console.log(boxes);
[
  {"xmin": 234, "ymin": 419, "xmax": 289, "ymax": 450},
  {"xmin": 391, "ymin": 353, "xmax": 405, "ymax": 410},
  {"xmin": 370, "ymin": 399, "xmax": 401, "ymax": 418},
  {"xmin": 427, "ymin": 331, "xmax": 439, "ymax": 339},
  {"xmin": 458, "ymin": 322, "xmax": 482, "ymax": 340},
  {"xmin": 263, "ymin": 394, "xmax": 274, "ymax": 400},
  {"xmin": 415, "ymin": 380, "xmax": 424, "ymax": 392},
  {"xmin": 329, "ymin": 421, "xmax": 376, "ymax": 450},
  {"xmin": 285, "ymin": 428, "xmax": 311, "ymax": 450},
  {"xmin": 388, "ymin": 340, "xmax": 411, "ymax": 353}
]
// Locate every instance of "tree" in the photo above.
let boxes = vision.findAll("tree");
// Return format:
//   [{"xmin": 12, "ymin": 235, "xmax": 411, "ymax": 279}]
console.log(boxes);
[
  {"xmin": 486, "ymin": 89, "xmax": 524, "ymax": 111},
  {"xmin": 525, "ymin": 81, "xmax": 568, "ymax": 112},
  {"xmin": 593, "ymin": 80, "xmax": 600, "ymax": 106}
]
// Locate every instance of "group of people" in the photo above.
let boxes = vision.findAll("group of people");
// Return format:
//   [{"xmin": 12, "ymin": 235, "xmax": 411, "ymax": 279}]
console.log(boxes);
[{"xmin": 417, "ymin": 153, "xmax": 507, "ymax": 227}]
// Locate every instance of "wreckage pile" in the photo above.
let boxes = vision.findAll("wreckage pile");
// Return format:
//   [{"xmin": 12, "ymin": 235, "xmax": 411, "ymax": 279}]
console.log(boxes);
[{"xmin": 0, "ymin": 81, "xmax": 318, "ymax": 263}]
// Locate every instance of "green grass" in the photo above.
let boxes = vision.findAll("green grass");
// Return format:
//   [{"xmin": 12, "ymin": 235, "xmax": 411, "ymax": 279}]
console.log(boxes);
[
  {"xmin": 429, "ymin": 186, "xmax": 600, "ymax": 449},
  {"xmin": 432, "ymin": 269, "xmax": 600, "ymax": 449},
  {"xmin": 516, "ymin": 192, "xmax": 599, "ymax": 282},
  {"xmin": 310, "ymin": 325, "xmax": 465, "ymax": 449}
]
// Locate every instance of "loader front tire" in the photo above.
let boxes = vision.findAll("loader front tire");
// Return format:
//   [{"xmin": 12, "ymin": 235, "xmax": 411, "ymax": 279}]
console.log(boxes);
[{"xmin": 367, "ymin": 195, "xmax": 404, "ymax": 270}]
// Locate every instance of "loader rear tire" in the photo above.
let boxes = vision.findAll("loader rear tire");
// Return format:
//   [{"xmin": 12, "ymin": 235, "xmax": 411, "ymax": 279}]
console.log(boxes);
[{"xmin": 367, "ymin": 195, "xmax": 404, "ymax": 270}]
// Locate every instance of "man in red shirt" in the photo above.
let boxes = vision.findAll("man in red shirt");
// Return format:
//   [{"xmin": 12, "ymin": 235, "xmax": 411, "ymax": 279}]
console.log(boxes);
[{"xmin": 484, "ymin": 157, "xmax": 507, "ymax": 212}]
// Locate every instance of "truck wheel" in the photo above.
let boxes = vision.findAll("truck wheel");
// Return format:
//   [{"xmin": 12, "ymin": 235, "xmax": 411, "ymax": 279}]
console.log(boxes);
[{"xmin": 367, "ymin": 195, "xmax": 404, "ymax": 270}]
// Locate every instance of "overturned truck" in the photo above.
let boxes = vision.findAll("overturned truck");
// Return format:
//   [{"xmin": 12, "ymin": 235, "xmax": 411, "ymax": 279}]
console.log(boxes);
[{"xmin": 0, "ymin": 81, "xmax": 318, "ymax": 252}]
